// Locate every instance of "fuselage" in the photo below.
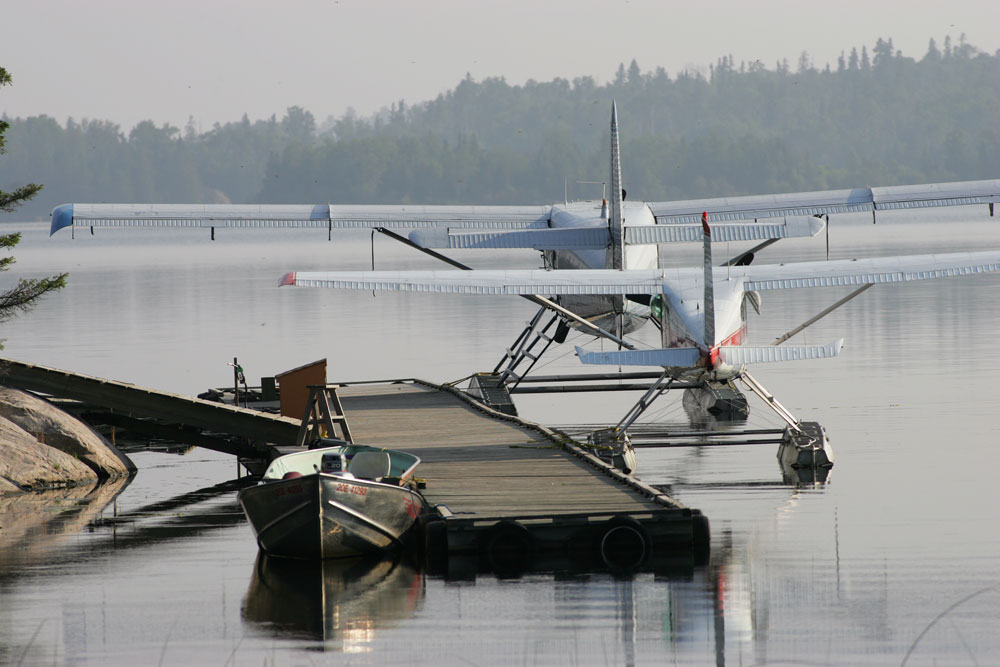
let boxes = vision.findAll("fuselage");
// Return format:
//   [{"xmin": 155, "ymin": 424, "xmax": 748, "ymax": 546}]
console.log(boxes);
[
  {"xmin": 544, "ymin": 199, "xmax": 748, "ymax": 360},
  {"xmin": 544, "ymin": 200, "xmax": 658, "ymax": 334}
]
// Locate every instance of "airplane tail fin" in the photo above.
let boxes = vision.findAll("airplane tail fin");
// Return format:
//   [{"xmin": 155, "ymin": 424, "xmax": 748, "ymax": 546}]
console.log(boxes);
[
  {"xmin": 701, "ymin": 212, "xmax": 715, "ymax": 348},
  {"xmin": 609, "ymin": 101, "xmax": 625, "ymax": 270}
]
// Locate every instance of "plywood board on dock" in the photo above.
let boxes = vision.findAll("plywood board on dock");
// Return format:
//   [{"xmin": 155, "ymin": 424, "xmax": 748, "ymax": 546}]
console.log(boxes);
[{"xmin": 337, "ymin": 383, "xmax": 675, "ymax": 517}]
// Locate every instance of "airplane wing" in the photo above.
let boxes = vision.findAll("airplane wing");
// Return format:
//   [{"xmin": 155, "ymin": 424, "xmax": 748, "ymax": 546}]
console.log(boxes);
[
  {"xmin": 648, "ymin": 179, "xmax": 1000, "ymax": 224},
  {"xmin": 729, "ymin": 250, "xmax": 1000, "ymax": 290},
  {"xmin": 281, "ymin": 250, "xmax": 1000, "ymax": 295},
  {"xmin": 279, "ymin": 269, "xmax": 665, "ymax": 295},
  {"xmin": 52, "ymin": 201, "xmax": 820, "ymax": 245},
  {"xmin": 51, "ymin": 178, "xmax": 996, "ymax": 251},
  {"xmin": 49, "ymin": 203, "xmax": 553, "ymax": 235}
]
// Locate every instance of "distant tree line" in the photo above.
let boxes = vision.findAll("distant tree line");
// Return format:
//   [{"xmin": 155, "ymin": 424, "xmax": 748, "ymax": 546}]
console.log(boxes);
[{"xmin": 2, "ymin": 36, "xmax": 998, "ymax": 220}]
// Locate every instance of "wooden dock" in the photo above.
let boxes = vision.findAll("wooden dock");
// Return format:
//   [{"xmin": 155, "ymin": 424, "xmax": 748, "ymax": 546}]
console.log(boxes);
[
  {"xmin": 0, "ymin": 357, "xmax": 299, "ymax": 458},
  {"xmin": 334, "ymin": 381, "xmax": 708, "ymax": 574},
  {"xmin": 1, "ymin": 357, "xmax": 708, "ymax": 573}
]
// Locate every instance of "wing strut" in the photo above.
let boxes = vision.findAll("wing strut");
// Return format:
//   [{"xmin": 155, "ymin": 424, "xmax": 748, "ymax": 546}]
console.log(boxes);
[
  {"xmin": 771, "ymin": 283, "xmax": 874, "ymax": 346},
  {"xmin": 373, "ymin": 227, "xmax": 636, "ymax": 350},
  {"xmin": 724, "ymin": 238, "xmax": 780, "ymax": 267},
  {"xmin": 739, "ymin": 371, "xmax": 804, "ymax": 434}
]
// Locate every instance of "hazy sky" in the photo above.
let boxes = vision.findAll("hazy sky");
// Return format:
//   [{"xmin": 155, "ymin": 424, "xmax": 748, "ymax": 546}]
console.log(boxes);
[{"xmin": 2, "ymin": 0, "xmax": 997, "ymax": 132}]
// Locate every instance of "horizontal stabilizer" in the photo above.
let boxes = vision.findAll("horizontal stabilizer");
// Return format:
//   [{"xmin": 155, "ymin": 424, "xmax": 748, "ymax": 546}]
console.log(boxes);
[
  {"xmin": 409, "ymin": 227, "xmax": 611, "ymax": 250},
  {"xmin": 574, "ymin": 339, "xmax": 844, "ymax": 368},
  {"xmin": 718, "ymin": 339, "xmax": 844, "ymax": 365},
  {"xmin": 50, "ymin": 203, "xmax": 551, "ymax": 235},
  {"xmin": 575, "ymin": 346, "xmax": 702, "ymax": 368},
  {"xmin": 626, "ymin": 216, "xmax": 824, "ymax": 244}
]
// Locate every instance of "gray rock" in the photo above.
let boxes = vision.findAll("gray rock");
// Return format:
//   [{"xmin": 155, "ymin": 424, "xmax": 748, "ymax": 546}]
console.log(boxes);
[
  {"xmin": 0, "ymin": 417, "xmax": 98, "ymax": 492},
  {"xmin": 0, "ymin": 387, "xmax": 135, "ymax": 480},
  {"xmin": 0, "ymin": 475, "xmax": 19, "ymax": 494}
]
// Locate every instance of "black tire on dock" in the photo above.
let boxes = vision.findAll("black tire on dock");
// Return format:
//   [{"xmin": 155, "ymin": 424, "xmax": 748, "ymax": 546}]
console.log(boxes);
[
  {"xmin": 482, "ymin": 520, "xmax": 535, "ymax": 577},
  {"xmin": 598, "ymin": 516, "xmax": 651, "ymax": 572},
  {"xmin": 692, "ymin": 511, "xmax": 711, "ymax": 566}
]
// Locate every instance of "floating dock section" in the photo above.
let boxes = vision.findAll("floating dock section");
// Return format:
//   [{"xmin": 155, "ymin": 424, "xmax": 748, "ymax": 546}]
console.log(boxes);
[{"xmin": 334, "ymin": 382, "xmax": 708, "ymax": 574}]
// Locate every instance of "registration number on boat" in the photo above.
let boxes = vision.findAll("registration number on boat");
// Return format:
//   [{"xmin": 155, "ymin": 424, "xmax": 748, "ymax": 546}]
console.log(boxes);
[{"xmin": 336, "ymin": 482, "xmax": 368, "ymax": 497}]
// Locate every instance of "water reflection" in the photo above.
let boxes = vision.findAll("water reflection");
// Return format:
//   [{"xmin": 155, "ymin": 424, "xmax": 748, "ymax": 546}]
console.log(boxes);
[
  {"xmin": 0, "ymin": 473, "xmax": 256, "ymax": 581},
  {"xmin": 242, "ymin": 553, "xmax": 424, "ymax": 649},
  {"xmin": 0, "ymin": 476, "xmax": 131, "ymax": 573},
  {"xmin": 75, "ymin": 477, "xmax": 254, "ymax": 553}
]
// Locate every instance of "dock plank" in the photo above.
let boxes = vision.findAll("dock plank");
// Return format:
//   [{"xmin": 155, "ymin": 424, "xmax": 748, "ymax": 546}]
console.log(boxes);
[{"xmin": 338, "ymin": 383, "xmax": 677, "ymax": 518}]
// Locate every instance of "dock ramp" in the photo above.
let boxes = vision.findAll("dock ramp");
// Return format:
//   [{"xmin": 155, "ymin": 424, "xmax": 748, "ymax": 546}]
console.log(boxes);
[{"xmin": 0, "ymin": 357, "xmax": 300, "ymax": 458}]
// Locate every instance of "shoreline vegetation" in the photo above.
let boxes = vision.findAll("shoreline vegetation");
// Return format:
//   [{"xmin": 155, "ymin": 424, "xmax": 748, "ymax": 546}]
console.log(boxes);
[{"xmin": 2, "ymin": 36, "xmax": 997, "ymax": 222}]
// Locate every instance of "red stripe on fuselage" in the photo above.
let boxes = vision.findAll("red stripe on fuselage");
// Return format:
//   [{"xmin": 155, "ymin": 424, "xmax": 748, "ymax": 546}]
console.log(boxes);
[
  {"xmin": 718, "ymin": 324, "xmax": 747, "ymax": 348},
  {"xmin": 707, "ymin": 324, "xmax": 748, "ymax": 369}
]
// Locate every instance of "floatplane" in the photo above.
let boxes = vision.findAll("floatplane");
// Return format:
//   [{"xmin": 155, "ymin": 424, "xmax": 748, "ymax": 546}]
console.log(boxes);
[{"xmin": 50, "ymin": 103, "xmax": 1000, "ymax": 474}]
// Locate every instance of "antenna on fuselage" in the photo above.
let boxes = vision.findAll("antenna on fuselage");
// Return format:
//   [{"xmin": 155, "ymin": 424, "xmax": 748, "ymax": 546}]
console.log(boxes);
[{"xmin": 608, "ymin": 101, "xmax": 625, "ymax": 270}]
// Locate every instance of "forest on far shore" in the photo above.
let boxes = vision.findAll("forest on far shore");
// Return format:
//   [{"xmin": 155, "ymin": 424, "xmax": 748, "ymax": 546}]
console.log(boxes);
[{"xmin": 2, "ymin": 35, "xmax": 998, "ymax": 221}]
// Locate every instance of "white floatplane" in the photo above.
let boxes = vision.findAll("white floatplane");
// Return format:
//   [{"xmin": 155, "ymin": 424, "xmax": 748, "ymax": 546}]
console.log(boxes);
[{"xmin": 50, "ymin": 103, "xmax": 1000, "ymax": 473}]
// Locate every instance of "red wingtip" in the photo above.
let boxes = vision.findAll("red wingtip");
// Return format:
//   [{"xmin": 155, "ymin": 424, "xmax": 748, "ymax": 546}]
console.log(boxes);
[{"xmin": 279, "ymin": 271, "xmax": 297, "ymax": 286}]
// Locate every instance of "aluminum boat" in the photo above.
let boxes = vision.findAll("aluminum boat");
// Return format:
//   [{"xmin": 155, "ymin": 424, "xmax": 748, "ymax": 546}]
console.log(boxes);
[{"xmin": 238, "ymin": 440, "xmax": 426, "ymax": 559}]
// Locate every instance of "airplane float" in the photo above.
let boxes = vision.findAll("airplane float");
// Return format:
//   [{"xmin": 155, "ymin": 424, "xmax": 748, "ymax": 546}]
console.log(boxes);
[{"xmin": 50, "ymin": 103, "xmax": 1000, "ymax": 475}]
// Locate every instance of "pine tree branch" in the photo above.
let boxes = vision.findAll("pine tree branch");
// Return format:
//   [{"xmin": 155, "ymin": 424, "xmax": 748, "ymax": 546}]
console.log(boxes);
[
  {"xmin": 0, "ymin": 274, "xmax": 68, "ymax": 324},
  {"xmin": 0, "ymin": 184, "xmax": 44, "ymax": 213}
]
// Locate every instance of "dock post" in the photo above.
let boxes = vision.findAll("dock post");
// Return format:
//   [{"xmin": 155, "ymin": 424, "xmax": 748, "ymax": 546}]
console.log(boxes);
[{"xmin": 232, "ymin": 357, "xmax": 240, "ymax": 407}]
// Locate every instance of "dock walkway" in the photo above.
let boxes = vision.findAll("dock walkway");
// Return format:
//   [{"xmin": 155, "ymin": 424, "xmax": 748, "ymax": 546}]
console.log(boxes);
[
  {"xmin": 335, "ymin": 382, "xmax": 707, "ymax": 571},
  {"xmin": 0, "ymin": 357, "xmax": 299, "ymax": 457}
]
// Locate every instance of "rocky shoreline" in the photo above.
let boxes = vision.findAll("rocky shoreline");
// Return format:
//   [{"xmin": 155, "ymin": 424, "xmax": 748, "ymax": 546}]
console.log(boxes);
[{"xmin": 0, "ymin": 387, "xmax": 136, "ymax": 495}]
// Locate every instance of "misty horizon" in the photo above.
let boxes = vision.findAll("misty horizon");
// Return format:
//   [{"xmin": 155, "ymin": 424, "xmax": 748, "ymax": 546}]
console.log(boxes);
[{"xmin": 3, "ymin": 0, "xmax": 998, "ymax": 133}]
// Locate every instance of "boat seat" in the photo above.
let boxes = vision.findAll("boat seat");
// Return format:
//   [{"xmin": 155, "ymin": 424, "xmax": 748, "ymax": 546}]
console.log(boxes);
[{"xmin": 348, "ymin": 451, "xmax": 391, "ymax": 481}]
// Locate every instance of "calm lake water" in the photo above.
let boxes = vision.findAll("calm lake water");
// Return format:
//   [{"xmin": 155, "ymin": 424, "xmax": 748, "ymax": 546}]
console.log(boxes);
[{"xmin": 1, "ymin": 209, "xmax": 999, "ymax": 665}]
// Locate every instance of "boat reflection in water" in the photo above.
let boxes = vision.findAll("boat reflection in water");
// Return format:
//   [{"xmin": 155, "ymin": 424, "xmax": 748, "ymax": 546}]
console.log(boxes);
[{"xmin": 242, "ymin": 552, "xmax": 424, "ymax": 649}]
